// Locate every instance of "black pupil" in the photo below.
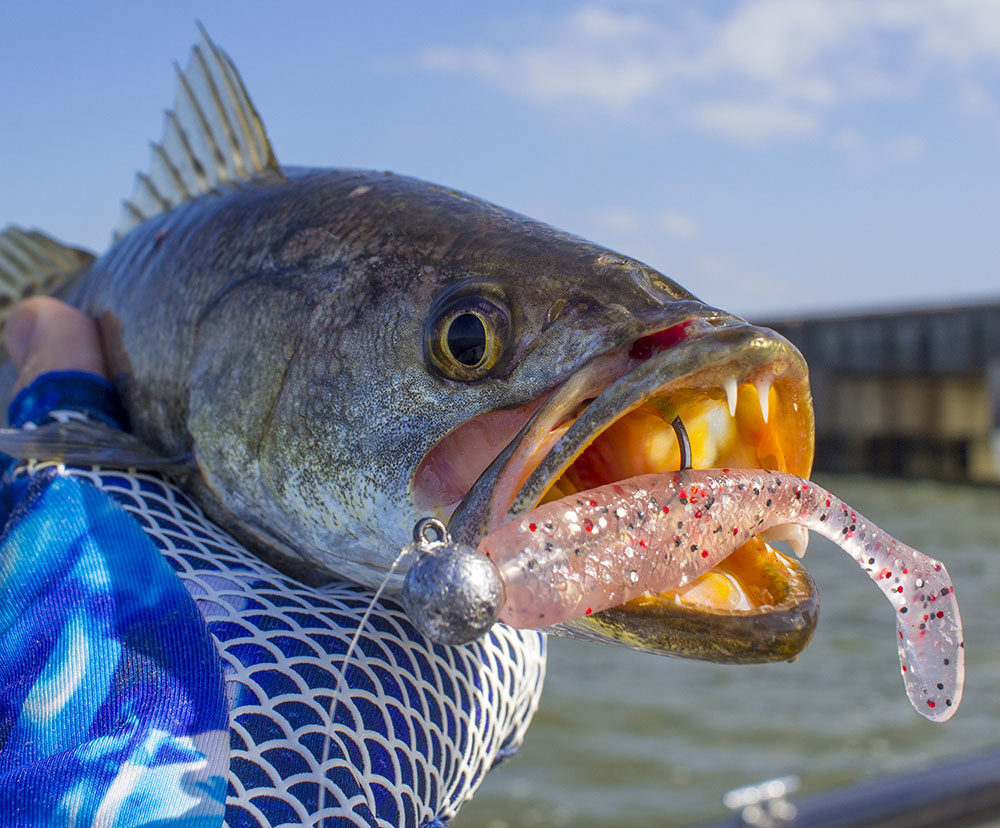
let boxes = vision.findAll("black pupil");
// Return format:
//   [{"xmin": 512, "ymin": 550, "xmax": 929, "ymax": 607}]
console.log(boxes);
[{"xmin": 447, "ymin": 313, "xmax": 487, "ymax": 366}]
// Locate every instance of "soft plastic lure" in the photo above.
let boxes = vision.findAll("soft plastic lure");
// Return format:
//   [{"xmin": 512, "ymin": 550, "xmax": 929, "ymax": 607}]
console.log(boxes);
[{"xmin": 475, "ymin": 469, "xmax": 964, "ymax": 721}]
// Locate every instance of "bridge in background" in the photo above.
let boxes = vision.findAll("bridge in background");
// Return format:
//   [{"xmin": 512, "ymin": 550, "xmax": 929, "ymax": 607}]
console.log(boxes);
[{"xmin": 758, "ymin": 302, "xmax": 1000, "ymax": 482}]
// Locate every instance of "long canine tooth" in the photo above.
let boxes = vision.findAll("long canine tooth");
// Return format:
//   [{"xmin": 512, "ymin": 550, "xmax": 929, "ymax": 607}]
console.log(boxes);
[
  {"xmin": 755, "ymin": 378, "xmax": 772, "ymax": 424},
  {"xmin": 723, "ymin": 377, "xmax": 738, "ymax": 417},
  {"xmin": 761, "ymin": 524, "xmax": 810, "ymax": 558}
]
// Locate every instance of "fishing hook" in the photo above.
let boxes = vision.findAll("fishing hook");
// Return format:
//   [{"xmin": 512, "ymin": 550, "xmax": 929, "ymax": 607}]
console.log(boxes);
[{"xmin": 670, "ymin": 416, "xmax": 692, "ymax": 470}]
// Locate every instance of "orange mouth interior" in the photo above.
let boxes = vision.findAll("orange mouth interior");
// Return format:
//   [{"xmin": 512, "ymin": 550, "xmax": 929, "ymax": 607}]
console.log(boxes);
[
  {"xmin": 414, "ymin": 374, "xmax": 813, "ymax": 616},
  {"xmin": 535, "ymin": 379, "xmax": 813, "ymax": 612}
]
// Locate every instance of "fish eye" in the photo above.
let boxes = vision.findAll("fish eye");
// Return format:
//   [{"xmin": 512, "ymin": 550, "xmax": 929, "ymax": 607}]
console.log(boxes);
[
  {"xmin": 426, "ymin": 295, "xmax": 510, "ymax": 381},
  {"xmin": 447, "ymin": 313, "xmax": 488, "ymax": 366}
]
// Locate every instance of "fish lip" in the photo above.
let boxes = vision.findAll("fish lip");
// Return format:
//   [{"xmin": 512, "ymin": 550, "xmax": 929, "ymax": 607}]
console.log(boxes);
[
  {"xmin": 448, "ymin": 318, "xmax": 818, "ymax": 662},
  {"xmin": 552, "ymin": 557, "xmax": 820, "ymax": 664}
]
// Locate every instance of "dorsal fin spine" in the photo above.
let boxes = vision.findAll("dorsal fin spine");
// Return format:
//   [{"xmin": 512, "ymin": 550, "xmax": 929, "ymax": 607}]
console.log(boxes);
[
  {"xmin": 0, "ymin": 227, "xmax": 96, "ymax": 329},
  {"xmin": 219, "ymin": 57, "xmax": 274, "ymax": 169},
  {"xmin": 136, "ymin": 172, "xmax": 172, "ymax": 211},
  {"xmin": 2, "ymin": 238, "xmax": 34, "ymax": 272},
  {"xmin": 150, "ymin": 142, "xmax": 192, "ymax": 199},
  {"xmin": 191, "ymin": 45, "xmax": 248, "ymax": 178},
  {"xmin": 122, "ymin": 201, "xmax": 145, "ymax": 223},
  {"xmin": 113, "ymin": 27, "xmax": 282, "ymax": 241},
  {"xmin": 174, "ymin": 61, "xmax": 230, "ymax": 183},
  {"xmin": 215, "ymin": 56, "xmax": 261, "ymax": 170},
  {"xmin": 164, "ymin": 111, "xmax": 210, "ymax": 190}
]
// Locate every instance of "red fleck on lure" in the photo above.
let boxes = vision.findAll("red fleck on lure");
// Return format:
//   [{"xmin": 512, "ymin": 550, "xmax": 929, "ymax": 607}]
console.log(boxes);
[{"xmin": 478, "ymin": 469, "xmax": 964, "ymax": 722}]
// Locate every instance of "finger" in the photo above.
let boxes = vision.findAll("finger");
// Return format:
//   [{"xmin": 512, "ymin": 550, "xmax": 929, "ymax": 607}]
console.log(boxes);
[{"xmin": 4, "ymin": 297, "xmax": 108, "ymax": 393}]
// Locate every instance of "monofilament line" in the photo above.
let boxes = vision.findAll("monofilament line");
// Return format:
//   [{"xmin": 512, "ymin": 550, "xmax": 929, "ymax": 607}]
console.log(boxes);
[{"xmin": 312, "ymin": 547, "xmax": 412, "ymax": 826}]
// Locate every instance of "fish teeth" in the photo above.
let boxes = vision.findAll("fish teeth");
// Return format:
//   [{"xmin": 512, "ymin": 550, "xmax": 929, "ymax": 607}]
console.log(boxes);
[
  {"xmin": 761, "ymin": 524, "xmax": 810, "ymax": 558},
  {"xmin": 723, "ymin": 377, "xmax": 738, "ymax": 417},
  {"xmin": 755, "ymin": 378, "xmax": 772, "ymax": 424}
]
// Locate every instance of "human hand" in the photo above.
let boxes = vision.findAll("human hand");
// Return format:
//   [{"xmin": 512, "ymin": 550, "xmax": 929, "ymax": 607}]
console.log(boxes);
[{"xmin": 4, "ymin": 296, "xmax": 107, "ymax": 393}]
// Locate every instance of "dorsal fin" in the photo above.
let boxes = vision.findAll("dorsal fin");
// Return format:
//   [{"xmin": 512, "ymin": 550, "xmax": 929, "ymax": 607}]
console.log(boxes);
[
  {"xmin": 113, "ymin": 24, "xmax": 283, "ymax": 241},
  {"xmin": 0, "ymin": 226, "xmax": 95, "ymax": 316}
]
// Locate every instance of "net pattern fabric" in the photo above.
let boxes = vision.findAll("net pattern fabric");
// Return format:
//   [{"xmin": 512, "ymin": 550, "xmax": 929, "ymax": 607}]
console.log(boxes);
[{"xmin": 17, "ymin": 460, "xmax": 546, "ymax": 828}]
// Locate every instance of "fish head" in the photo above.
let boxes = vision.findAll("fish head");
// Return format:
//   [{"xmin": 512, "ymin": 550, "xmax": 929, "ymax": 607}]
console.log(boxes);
[{"xmin": 187, "ymin": 169, "xmax": 816, "ymax": 662}]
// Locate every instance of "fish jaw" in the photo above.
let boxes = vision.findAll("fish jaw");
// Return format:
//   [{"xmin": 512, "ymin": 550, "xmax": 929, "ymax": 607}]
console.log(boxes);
[{"xmin": 442, "ymin": 319, "xmax": 818, "ymax": 662}]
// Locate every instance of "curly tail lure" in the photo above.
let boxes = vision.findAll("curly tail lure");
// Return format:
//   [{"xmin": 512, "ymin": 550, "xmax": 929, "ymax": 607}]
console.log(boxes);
[{"xmin": 403, "ymin": 469, "xmax": 964, "ymax": 722}]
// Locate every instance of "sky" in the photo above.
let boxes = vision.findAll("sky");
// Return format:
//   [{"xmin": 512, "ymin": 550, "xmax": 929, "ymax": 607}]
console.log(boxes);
[{"xmin": 2, "ymin": 0, "xmax": 998, "ymax": 319}]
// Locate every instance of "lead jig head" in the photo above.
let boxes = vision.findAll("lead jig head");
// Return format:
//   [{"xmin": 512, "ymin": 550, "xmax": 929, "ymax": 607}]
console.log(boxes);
[{"xmin": 401, "ymin": 517, "xmax": 505, "ymax": 645}]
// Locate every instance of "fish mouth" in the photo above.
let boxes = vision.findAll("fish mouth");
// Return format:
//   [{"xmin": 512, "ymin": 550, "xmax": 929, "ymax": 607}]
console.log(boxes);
[{"xmin": 426, "ymin": 317, "xmax": 818, "ymax": 663}]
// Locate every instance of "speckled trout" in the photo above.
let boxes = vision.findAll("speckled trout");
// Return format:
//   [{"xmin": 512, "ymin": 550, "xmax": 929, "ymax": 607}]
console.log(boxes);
[{"xmin": 0, "ymin": 29, "xmax": 818, "ymax": 662}]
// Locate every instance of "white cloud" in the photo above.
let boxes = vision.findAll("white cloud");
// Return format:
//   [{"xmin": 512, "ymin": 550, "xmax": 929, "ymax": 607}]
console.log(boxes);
[
  {"xmin": 710, "ymin": 0, "xmax": 862, "ymax": 92},
  {"xmin": 590, "ymin": 207, "xmax": 700, "ymax": 240},
  {"xmin": 898, "ymin": 0, "xmax": 1000, "ymax": 62},
  {"xmin": 659, "ymin": 210, "xmax": 700, "ymax": 239},
  {"xmin": 832, "ymin": 127, "xmax": 868, "ymax": 155},
  {"xmin": 418, "ymin": 0, "xmax": 1000, "ymax": 146},
  {"xmin": 886, "ymin": 135, "xmax": 926, "ymax": 161},
  {"xmin": 593, "ymin": 207, "xmax": 643, "ymax": 234},
  {"xmin": 959, "ymin": 82, "xmax": 993, "ymax": 115},
  {"xmin": 691, "ymin": 100, "xmax": 822, "ymax": 142}
]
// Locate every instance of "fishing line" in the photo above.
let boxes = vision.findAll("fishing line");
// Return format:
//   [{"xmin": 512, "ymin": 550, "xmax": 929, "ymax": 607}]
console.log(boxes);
[{"xmin": 312, "ymin": 544, "xmax": 413, "ymax": 827}]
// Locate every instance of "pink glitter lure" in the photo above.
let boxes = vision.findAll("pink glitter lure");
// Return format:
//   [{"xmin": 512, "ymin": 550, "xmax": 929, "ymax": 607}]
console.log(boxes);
[{"xmin": 479, "ymin": 469, "xmax": 964, "ymax": 722}]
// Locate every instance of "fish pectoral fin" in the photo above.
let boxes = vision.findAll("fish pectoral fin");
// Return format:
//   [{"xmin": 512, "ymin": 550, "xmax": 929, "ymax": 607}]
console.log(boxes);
[
  {"xmin": 0, "ymin": 226, "xmax": 95, "ymax": 342},
  {"xmin": 114, "ymin": 23, "xmax": 284, "ymax": 241},
  {"xmin": 0, "ymin": 420, "xmax": 192, "ymax": 472}
]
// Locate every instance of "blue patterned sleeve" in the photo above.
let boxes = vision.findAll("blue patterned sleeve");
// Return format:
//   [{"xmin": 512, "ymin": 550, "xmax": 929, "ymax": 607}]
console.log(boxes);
[
  {"xmin": 7, "ymin": 370, "xmax": 128, "ymax": 430},
  {"xmin": 0, "ymin": 371, "xmax": 231, "ymax": 827},
  {"xmin": 0, "ymin": 371, "xmax": 546, "ymax": 828}
]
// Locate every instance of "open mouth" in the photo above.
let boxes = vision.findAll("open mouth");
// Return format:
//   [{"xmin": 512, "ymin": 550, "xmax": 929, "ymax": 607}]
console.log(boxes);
[{"xmin": 418, "ymin": 318, "xmax": 819, "ymax": 663}]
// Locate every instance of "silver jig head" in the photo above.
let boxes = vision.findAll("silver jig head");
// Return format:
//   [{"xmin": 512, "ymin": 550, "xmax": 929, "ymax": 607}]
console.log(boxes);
[{"xmin": 401, "ymin": 518, "xmax": 504, "ymax": 645}]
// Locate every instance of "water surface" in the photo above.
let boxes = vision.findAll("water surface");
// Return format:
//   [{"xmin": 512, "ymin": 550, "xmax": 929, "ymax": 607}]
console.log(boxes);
[{"xmin": 456, "ymin": 475, "xmax": 1000, "ymax": 827}]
